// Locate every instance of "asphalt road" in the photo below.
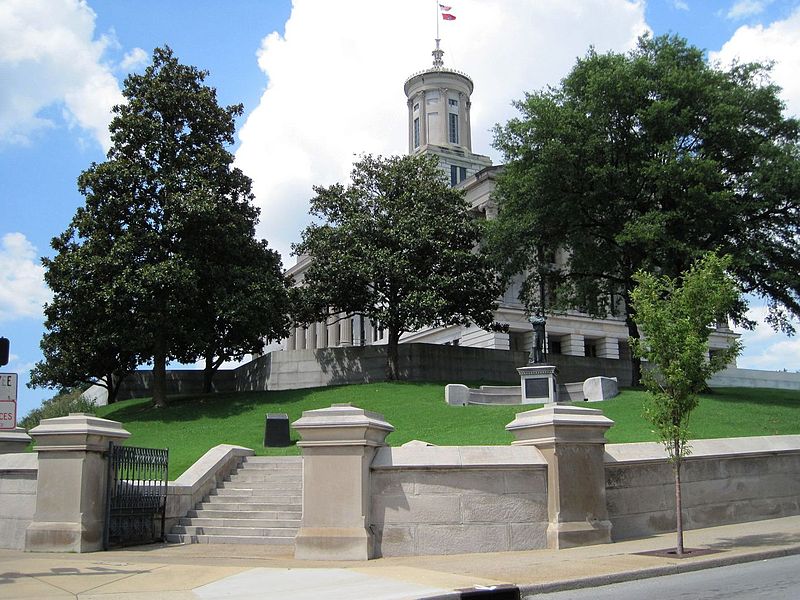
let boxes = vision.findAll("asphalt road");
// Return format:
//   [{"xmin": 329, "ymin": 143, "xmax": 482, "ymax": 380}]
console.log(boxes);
[{"xmin": 528, "ymin": 554, "xmax": 800, "ymax": 599}]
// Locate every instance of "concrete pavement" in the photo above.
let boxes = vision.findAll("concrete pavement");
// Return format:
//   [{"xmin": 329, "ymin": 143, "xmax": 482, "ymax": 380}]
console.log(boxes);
[{"xmin": 1, "ymin": 515, "xmax": 799, "ymax": 599}]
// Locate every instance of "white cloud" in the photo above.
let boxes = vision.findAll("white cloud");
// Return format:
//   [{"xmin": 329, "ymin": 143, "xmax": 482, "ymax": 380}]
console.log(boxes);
[
  {"xmin": 0, "ymin": 233, "xmax": 52, "ymax": 322},
  {"xmin": 120, "ymin": 47, "xmax": 147, "ymax": 71},
  {"xmin": 0, "ymin": 0, "xmax": 124, "ymax": 151},
  {"xmin": 711, "ymin": 7, "xmax": 800, "ymax": 117},
  {"xmin": 673, "ymin": 1, "xmax": 690, "ymax": 11},
  {"xmin": 726, "ymin": 0, "xmax": 772, "ymax": 20},
  {"xmin": 735, "ymin": 303, "xmax": 800, "ymax": 370},
  {"xmin": 235, "ymin": 0, "xmax": 649, "ymax": 263}
]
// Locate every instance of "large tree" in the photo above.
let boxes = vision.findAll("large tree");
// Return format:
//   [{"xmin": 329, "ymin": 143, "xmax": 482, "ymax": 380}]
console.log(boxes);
[
  {"xmin": 630, "ymin": 252, "xmax": 742, "ymax": 555},
  {"xmin": 294, "ymin": 154, "xmax": 504, "ymax": 380},
  {"xmin": 33, "ymin": 47, "xmax": 289, "ymax": 407},
  {"xmin": 489, "ymin": 35, "xmax": 800, "ymax": 384}
]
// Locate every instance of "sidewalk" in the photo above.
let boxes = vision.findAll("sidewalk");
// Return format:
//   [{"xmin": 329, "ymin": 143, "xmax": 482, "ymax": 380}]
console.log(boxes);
[{"xmin": 1, "ymin": 516, "xmax": 799, "ymax": 599}]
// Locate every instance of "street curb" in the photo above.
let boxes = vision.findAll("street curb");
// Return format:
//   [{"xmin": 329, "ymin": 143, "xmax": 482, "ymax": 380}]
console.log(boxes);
[
  {"xmin": 516, "ymin": 544, "xmax": 800, "ymax": 597},
  {"xmin": 418, "ymin": 544, "xmax": 800, "ymax": 599}
]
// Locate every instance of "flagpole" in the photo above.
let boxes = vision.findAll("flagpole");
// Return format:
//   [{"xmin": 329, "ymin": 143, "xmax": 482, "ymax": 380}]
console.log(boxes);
[{"xmin": 435, "ymin": 0, "xmax": 439, "ymax": 46}]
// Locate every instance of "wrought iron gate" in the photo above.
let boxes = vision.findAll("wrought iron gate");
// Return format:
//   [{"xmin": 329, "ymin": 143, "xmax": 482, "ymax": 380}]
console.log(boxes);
[{"xmin": 103, "ymin": 442, "xmax": 169, "ymax": 549}]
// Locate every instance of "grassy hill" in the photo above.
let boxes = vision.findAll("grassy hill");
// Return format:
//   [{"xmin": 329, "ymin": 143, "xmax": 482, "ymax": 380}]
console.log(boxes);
[{"xmin": 94, "ymin": 383, "xmax": 800, "ymax": 477}]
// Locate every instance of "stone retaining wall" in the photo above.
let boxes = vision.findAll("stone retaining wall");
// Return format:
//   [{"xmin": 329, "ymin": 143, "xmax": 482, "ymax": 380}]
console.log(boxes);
[
  {"xmin": 0, "ymin": 453, "xmax": 38, "ymax": 550},
  {"xmin": 605, "ymin": 435, "xmax": 800, "ymax": 540},
  {"xmin": 110, "ymin": 343, "xmax": 634, "ymax": 401},
  {"xmin": 369, "ymin": 445, "xmax": 548, "ymax": 557}
]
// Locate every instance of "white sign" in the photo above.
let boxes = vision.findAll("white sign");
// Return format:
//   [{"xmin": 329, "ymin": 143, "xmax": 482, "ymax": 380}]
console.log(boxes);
[
  {"xmin": 0, "ymin": 373, "xmax": 17, "ymax": 401},
  {"xmin": 0, "ymin": 401, "xmax": 15, "ymax": 430}
]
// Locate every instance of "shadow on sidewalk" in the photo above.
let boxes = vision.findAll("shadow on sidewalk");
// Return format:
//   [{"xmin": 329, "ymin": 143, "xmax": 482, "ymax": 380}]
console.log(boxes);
[{"xmin": 706, "ymin": 532, "xmax": 800, "ymax": 549}]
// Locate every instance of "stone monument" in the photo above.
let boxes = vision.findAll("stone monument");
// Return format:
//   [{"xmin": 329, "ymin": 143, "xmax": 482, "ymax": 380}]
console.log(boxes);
[{"xmin": 517, "ymin": 315, "xmax": 559, "ymax": 404}]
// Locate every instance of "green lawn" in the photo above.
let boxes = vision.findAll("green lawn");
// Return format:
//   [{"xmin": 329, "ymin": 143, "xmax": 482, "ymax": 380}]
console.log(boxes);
[{"xmin": 95, "ymin": 383, "xmax": 800, "ymax": 478}]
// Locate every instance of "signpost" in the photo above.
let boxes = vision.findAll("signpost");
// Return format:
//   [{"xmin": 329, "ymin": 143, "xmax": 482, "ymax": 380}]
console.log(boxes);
[{"xmin": 0, "ymin": 373, "xmax": 18, "ymax": 430}]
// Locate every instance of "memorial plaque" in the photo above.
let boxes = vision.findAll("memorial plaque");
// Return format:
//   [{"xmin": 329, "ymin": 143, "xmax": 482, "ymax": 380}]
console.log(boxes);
[{"xmin": 525, "ymin": 378, "xmax": 550, "ymax": 399}]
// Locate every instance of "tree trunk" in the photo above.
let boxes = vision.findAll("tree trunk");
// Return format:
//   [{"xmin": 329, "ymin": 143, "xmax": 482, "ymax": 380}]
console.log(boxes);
[
  {"xmin": 203, "ymin": 352, "xmax": 214, "ymax": 394},
  {"xmin": 152, "ymin": 339, "xmax": 168, "ymax": 408},
  {"xmin": 674, "ymin": 450, "xmax": 685, "ymax": 555},
  {"xmin": 386, "ymin": 327, "xmax": 400, "ymax": 381},
  {"xmin": 106, "ymin": 371, "xmax": 123, "ymax": 404},
  {"xmin": 625, "ymin": 311, "xmax": 643, "ymax": 387}
]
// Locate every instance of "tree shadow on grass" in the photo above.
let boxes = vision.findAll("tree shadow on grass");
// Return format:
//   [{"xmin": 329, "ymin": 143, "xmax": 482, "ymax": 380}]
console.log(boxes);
[{"xmin": 703, "ymin": 387, "xmax": 800, "ymax": 408}]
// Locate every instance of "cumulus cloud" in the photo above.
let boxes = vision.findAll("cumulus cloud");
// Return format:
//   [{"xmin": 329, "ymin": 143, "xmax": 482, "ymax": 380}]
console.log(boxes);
[
  {"xmin": 711, "ymin": 7, "xmax": 800, "ymax": 117},
  {"xmin": 735, "ymin": 304, "xmax": 800, "ymax": 370},
  {"xmin": 726, "ymin": 0, "xmax": 773, "ymax": 20},
  {"xmin": 0, "ymin": 0, "xmax": 123, "ymax": 151},
  {"xmin": 119, "ymin": 47, "xmax": 148, "ymax": 71},
  {"xmin": 0, "ymin": 233, "xmax": 52, "ymax": 322},
  {"xmin": 235, "ymin": 0, "xmax": 649, "ymax": 263}
]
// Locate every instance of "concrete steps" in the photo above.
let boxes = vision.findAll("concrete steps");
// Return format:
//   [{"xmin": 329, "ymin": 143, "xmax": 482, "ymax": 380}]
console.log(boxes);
[{"xmin": 167, "ymin": 456, "xmax": 302, "ymax": 546}]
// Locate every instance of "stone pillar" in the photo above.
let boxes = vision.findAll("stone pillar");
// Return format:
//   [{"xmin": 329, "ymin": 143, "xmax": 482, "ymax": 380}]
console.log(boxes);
[
  {"xmin": 306, "ymin": 323, "xmax": 317, "ymax": 350},
  {"xmin": 506, "ymin": 405, "xmax": 613, "ymax": 549},
  {"xmin": 25, "ymin": 413, "xmax": 130, "ymax": 553},
  {"xmin": 0, "ymin": 427, "xmax": 31, "ymax": 454},
  {"xmin": 327, "ymin": 315, "xmax": 340, "ymax": 347},
  {"xmin": 295, "ymin": 327, "xmax": 307, "ymax": 351},
  {"xmin": 292, "ymin": 404, "xmax": 393, "ymax": 560},
  {"xmin": 339, "ymin": 315, "xmax": 353, "ymax": 347},
  {"xmin": 597, "ymin": 337, "xmax": 620, "ymax": 360},
  {"xmin": 315, "ymin": 321, "xmax": 327, "ymax": 349},
  {"xmin": 286, "ymin": 328, "xmax": 297, "ymax": 351},
  {"xmin": 562, "ymin": 333, "xmax": 585, "ymax": 357}
]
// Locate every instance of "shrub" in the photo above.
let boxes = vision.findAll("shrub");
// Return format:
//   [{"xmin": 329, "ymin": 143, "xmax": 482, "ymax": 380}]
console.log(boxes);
[{"xmin": 19, "ymin": 388, "xmax": 97, "ymax": 430}]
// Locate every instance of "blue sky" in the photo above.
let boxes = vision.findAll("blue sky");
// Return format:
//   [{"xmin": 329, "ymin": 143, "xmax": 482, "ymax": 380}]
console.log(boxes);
[{"xmin": 2, "ymin": 0, "xmax": 798, "ymax": 418}]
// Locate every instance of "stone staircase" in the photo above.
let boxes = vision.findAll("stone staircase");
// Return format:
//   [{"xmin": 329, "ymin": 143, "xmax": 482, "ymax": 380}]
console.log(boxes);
[{"xmin": 167, "ymin": 456, "xmax": 302, "ymax": 545}]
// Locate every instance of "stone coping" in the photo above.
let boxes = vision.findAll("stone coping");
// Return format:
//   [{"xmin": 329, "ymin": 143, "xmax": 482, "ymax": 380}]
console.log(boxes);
[
  {"xmin": 372, "ymin": 445, "xmax": 547, "ymax": 470},
  {"xmin": 0, "ymin": 452, "xmax": 38, "ymax": 471},
  {"xmin": 170, "ymin": 444, "xmax": 253, "ymax": 493},
  {"xmin": 605, "ymin": 434, "xmax": 800, "ymax": 465}
]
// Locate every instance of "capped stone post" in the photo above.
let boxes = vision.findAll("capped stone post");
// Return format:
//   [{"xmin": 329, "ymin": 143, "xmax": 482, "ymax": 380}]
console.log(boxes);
[
  {"xmin": 506, "ymin": 405, "xmax": 613, "ymax": 549},
  {"xmin": 292, "ymin": 403, "xmax": 394, "ymax": 560},
  {"xmin": 0, "ymin": 427, "xmax": 31, "ymax": 454},
  {"xmin": 25, "ymin": 413, "xmax": 130, "ymax": 553}
]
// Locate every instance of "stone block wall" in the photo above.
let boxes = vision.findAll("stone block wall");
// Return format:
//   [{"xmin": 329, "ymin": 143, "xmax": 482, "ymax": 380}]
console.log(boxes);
[
  {"xmin": 110, "ymin": 343, "xmax": 636, "ymax": 400},
  {"xmin": 369, "ymin": 445, "xmax": 548, "ymax": 557},
  {"xmin": 0, "ymin": 453, "xmax": 38, "ymax": 550},
  {"xmin": 605, "ymin": 436, "xmax": 800, "ymax": 540}
]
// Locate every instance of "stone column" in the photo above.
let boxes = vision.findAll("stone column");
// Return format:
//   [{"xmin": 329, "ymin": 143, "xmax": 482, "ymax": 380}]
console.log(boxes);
[
  {"xmin": 315, "ymin": 321, "xmax": 327, "ymax": 349},
  {"xmin": 295, "ymin": 327, "xmax": 307, "ymax": 351},
  {"xmin": 0, "ymin": 427, "xmax": 31, "ymax": 454},
  {"xmin": 25, "ymin": 413, "xmax": 130, "ymax": 553},
  {"xmin": 440, "ymin": 87, "xmax": 449, "ymax": 143},
  {"xmin": 597, "ymin": 337, "xmax": 620, "ymax": 360},
  {"xmin": 419, "ymin": 90, "xmax": 427, "ymax": 147},
  {"xmin": 339, "ymin": 315, "xmax": 353, "ymax": 347},
  {"xmin": 326, "ymin": 315, "xmax": 340, "ymax": 347},
  {"xmin": 561, "ymin": 333, "xmax": 585, "ymax": 357},
  {"xmin": 306, "ymin": 323, "xmax": 317, "ymax": 350},
  {"xmin": 292, "ymin": 404, "xmax": 394, "ymax": 560},
  {"xmin": 506, "ymin": 405, "xmax": 613, "ymax": 549},
  {"xmin": 286, "ymin": 328, "xmax": 297, "ymax": 351}
]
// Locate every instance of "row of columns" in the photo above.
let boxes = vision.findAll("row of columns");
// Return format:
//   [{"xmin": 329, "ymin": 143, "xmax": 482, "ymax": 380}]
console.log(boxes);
[
  {"xmin": 558, "ymin": 334, "xmax": 621, "ymax": 360},
  {"xmin": 285, "ymin": 315, "xmax": 389, "ymax": 351}
]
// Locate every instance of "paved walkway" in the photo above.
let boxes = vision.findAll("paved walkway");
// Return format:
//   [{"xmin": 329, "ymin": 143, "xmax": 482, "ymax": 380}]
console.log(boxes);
[{"xmin": 1, "ymin": 516, "xmax": 799, "ymax": 599}]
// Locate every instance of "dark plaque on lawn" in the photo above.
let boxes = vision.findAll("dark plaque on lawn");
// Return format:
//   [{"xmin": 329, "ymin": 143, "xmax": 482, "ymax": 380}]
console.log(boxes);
[
  {"xmin": 525, "ymin": 378, "xmax": 549, "ymax": 399},
  {"xmin": 264, "ymin": 413, "xmax": 291, "ymax": 447}
]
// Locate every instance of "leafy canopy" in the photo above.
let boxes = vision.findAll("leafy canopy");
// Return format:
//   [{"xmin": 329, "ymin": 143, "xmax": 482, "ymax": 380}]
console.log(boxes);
[
  {"xmin": 32, "ymin": 46, "xmax": 289, "ymax": 404},
  {"xmin": 294, "ymin": 153, "xmax": 503, "ymax": 378},
  {"xmin": 489, "ymin": 35, "xmax": 799, "ymax": 357},
  {"xmin": 630, "ymin": 252, "xmax": 743, "ymax": 461}
]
